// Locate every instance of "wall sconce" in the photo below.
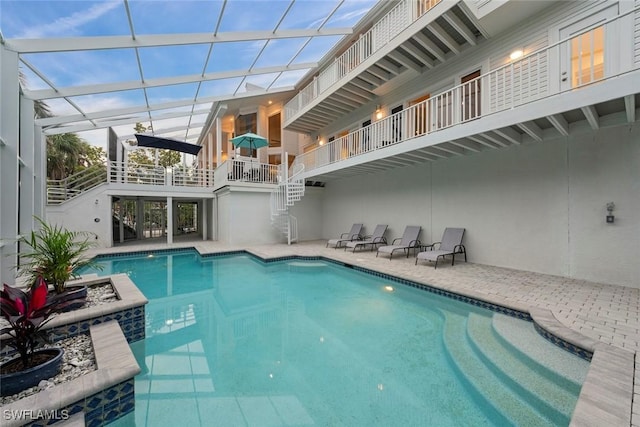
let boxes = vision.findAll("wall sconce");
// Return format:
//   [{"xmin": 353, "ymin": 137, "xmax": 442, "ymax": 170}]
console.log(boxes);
[
  {"xmin": 318, "ymin": 139, "xmax": 324, "ymax": 146},
  {"xmin": 375, "ymin": 105, "xmax": 383, "ymax": 120},
  {"xmin": 606, "ymin": 202, "xmax": 615, "ymax": 223},
  {"xmin": 510, "ymin": 49, "xmax": 524, "ymax": 61}
]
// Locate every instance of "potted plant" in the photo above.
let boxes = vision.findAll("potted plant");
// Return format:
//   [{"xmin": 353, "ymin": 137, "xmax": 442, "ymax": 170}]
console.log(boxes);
[
  {"xmin": 18, "ymin": 217, "xmax": 99, "ymax": 296},
  {"xmin": 0, "ymin": 277, "xmax": 86, "ymax": 396}
]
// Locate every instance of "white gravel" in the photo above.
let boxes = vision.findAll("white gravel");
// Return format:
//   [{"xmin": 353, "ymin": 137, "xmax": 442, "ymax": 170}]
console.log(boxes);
[{"xmin": 0, "ymin": 282, "xmax": 118, "ymax": 405}]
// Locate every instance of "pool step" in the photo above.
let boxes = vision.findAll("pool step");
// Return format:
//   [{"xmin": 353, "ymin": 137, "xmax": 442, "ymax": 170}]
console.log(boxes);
[
  {"xmin": 466, "ymin": 313, "xmax": 578, "ymax": 425},
  {"xmin": 491, "ymin": 313, "xmax": 588, "ymax": 391},
  {"xmin": 442, "ymin": 311, "xmax": 553, "ymax": 426}
]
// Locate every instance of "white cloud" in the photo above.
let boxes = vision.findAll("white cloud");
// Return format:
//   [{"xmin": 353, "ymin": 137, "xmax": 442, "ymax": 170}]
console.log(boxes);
[{"xmin": 18, "ymin": 2, "xmax": 121, "ymax": 38}]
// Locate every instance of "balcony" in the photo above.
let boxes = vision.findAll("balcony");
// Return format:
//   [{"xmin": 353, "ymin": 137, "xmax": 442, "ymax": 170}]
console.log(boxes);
[{"xmin": 292, "ymin": 10, "xmax": 640, "ymax": 180}]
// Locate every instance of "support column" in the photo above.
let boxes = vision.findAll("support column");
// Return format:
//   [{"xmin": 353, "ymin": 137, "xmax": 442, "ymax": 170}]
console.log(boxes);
[
  {"xmin": 119, "ymin": 200, "xmax": 124, "ymax": 244},
  {"xmin": 33, "ymin": 126, "xmax": 46, "ymax": 218},
  {"xmin": 19, "ymin": 96, "xmax": 35, "ymax": 234},
  {"xmin": 215, "ymin": 117, "xmax": 222, "ymax": 167},
  {"xmin": 167, "ymin": 196, "xmax": 173, "ymax": 244},
  {"xmin": 0, "ymin": 47, "xmax": 20, "ymax": 285},
  {"xmin": 136, "ymin": 198, "xmax": 144, "ymax": 240},
  {"xmin": 201, "ymin": 199, "xmax": 207, "ymax": 240}
]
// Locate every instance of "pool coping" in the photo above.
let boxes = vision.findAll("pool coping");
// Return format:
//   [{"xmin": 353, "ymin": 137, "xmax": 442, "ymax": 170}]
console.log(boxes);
[
  {"xmin": 88, "ymin": 245, "xmax": 635, "ymax": 427},
  {"xmin": 2, "ymin": 321, "xmax": 140, "ymax": 427}
]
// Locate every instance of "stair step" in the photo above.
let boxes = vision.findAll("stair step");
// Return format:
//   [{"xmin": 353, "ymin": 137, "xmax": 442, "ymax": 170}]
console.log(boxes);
[
  {"xmin": 491, "ymin": 314, "xmax": 588, "ymax": 392},
  {"xmin": 442, "ymin": 311, "xmax": 553, "ymax": 426},
  {"xmin": 467, "ymin": 313, "xmax": 577, "ymax": 425}
]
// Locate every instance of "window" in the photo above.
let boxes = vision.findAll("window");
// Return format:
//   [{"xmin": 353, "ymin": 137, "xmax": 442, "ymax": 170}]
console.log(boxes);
[
  {"xmin": 461, "ymin": 70, "xmax": 481, "ymax": 121},
  {"xmin": 235, "ymin": 112, "xmax": 257, "ymax": 156},
  {"xmin": 268, "ymin": 113, "xmax": 281, "ymax": 147},
  {"xmin": 570, "ymin": 26, "xmax": 604, "ymax": 88}
]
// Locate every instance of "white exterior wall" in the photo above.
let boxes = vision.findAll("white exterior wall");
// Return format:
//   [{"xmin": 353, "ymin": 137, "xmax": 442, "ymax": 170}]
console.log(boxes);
[
  {"xmin": 46, "ymin": 186, "xmax": 113, "ymax": 248},
  {"xmin": 299, "ymin": 123, "xmax": 639, "ymax": 288},
  {"xmin": 215, "ymin": 188, "xmax": 282, "ymax": 245}
]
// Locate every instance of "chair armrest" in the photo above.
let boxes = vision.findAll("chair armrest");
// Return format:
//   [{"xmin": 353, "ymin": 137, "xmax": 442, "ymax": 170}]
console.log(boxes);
[
  {"xmin": 409, "ymin": 239, "xmax": 420, "ymax": 247},
  {"xmin": 454, "ymin": 244, "xmax": 466, "ymax": 254},
  {"xmin": 431, "ymin": 241, "xmax": 442, "ymax": 250},
  {"xmin": 340, "ymin": 232, "xmax": 350, "ymax": 238},
  {"xmin": 350, "ymin": 233, "xmax": 362, "ymax": 241},
  {"xmin": 373, "ymin": 236, "xmax": 387, "ymax": 244},
  {"xmin": 392, "ymin": 237, "xmax": 402, "ymax": 245}
]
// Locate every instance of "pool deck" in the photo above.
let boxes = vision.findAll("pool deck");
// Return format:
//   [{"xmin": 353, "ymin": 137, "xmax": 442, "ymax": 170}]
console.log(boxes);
[{"xmin": 91, "ymin": 239, "xmax": 639, "ymax": 427}]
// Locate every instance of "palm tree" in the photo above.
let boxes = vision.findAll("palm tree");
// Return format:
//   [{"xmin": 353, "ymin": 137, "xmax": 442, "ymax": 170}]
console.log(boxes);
[
  {"xmin": 18, "ymin": 69, "xmax": 51, "ymax": 119},
  {"xmin": 47, "ymin": 133, "xmax": 84, "ymax": 180}
]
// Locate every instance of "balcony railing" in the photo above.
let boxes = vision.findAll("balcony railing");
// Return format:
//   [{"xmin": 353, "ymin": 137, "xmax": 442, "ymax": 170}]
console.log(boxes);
[
  {"xmin": 47, "ymin": 165, "xmax": 107, "ymax": 204},
  {"xmin": 108, "ymin": 161, "xmax": 215, "ymax": 188},
  {"xmin": 213, "ymin": 159, "xmax": 280, "ymax": 187},
  {"xmin": 292, "ymin": 10, "xmax": 639, "ymax": 174},
  {"xmin": 284, "ymin": 0, "xmax": 441, "ymax": 121}
]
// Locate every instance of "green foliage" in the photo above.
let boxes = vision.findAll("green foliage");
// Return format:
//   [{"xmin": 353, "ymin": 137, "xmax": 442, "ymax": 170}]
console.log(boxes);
[
  {"xmin": 127, "ymin": 122, "xmax": 182, "ymax": 168},
  {"xmin": 18, "ymin": 218, "xmax": 100, "ymax": 294},
  {"xmin": 0, "ymin": 277, "xmax": 85, "ymax": 369}
]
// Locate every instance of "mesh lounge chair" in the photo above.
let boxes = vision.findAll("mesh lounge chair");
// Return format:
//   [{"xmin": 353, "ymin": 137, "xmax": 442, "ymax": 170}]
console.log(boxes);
[
  {"xmin": 326, "ymin": 223, "xmax": 363, "ymax": 248},
  {"xmin": 344, "ymin": 224, "xmax": 387, "ymax": 252},
  {"xmin": 415, "ymin": 228, "xmax": 466, "ymax": 268},
  {"xmin": 376, "ymin": 226, "xmax": 421, "ymax": 260}
]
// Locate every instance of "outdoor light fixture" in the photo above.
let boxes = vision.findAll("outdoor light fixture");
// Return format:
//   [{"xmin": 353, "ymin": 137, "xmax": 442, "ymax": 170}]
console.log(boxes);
[
  {"xmin": 319, "ymin": 139, "xmax": 324, "ymax": 146},
  {"xmin": 375, "ymin": 105, "xmax": 383, "ymax": 120},
  {"xmin": 510, "ymin": 49, "xmax": 524, "ymax": 60}
]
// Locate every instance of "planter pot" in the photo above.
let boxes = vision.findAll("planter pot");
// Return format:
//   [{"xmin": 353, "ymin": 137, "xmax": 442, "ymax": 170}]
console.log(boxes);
[{"xmin": 0, "ymin": 348, "xmax": 64, "ymax": 396}]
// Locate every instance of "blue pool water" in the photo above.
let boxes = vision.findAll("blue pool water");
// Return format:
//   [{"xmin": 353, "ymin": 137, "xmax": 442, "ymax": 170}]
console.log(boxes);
[{"xmin": 80, "ymin": 250, "xmax": 588, "ymax": 426}]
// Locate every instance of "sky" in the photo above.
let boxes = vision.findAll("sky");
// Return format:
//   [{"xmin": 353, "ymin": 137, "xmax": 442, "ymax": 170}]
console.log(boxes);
[{"xmin": 0, "ymin": 0, "xmax": 377, "ymax": 149}]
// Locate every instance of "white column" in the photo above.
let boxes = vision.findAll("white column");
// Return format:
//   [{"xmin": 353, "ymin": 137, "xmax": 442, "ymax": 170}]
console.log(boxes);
[
  {"xmin": 167, "ymin": 196, "xmax": 173, "ymax": 244},
  {"xmin": 33, "ymin": 126, "xmax": 46, "ymax": 218},
  {"xmin": 119, "ymin": 200, "xmax": 124, "ymax": 243},
  {"xmin": 215, "ymin": 118, "xmax": 222, "ymax": 167},
  {"xmin": 19, "ymin": 96, "xmax": 35, "ymax": 233},
  {"xmin": 201, "ymin": 199, "xmax": 207, "ymax": 240},
  {"xmin": 0, "ymin": 47, "xmax": 20, "ymax": 284}
]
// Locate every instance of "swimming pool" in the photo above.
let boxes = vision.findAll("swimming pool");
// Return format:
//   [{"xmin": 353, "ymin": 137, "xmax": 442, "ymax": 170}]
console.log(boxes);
[{"xmin": 80, "ymin": 250, "xmax": 589, "ymax": 426}]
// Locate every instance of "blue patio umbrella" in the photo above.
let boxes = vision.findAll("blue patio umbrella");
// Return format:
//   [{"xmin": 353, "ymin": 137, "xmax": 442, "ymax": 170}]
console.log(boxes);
[{"xmin": 230, "ymin": 132, "xmax": 269, "ymax": 156}]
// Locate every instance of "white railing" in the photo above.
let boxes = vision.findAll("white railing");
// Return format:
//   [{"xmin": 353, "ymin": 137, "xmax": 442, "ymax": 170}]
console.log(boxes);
[
  {"xmin": 285, "ymin": 0, "xmax": 442, "ymax": 120},
  {"xmin": 108, "ymin": 161, "xmax": 215, "ymax": 188},
  {"xmin": 213, "ymin": 159, "xmax": 280, "ymax": 187},
  {"xmin": 292, "ymin": 10, "xmax": 638, "ymax": 174},
  {"xmin": 47, "ymin": 165, "xmax": 107, "ymax": 204}
]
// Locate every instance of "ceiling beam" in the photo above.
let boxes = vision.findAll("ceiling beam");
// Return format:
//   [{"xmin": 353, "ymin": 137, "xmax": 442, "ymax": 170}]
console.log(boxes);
[
  {"xmin": 400, "ymin": 43, "xmax": 435, "ymax": 69},
  {"xmin": 366, "ymin": 65, "xmax": 392, "ymax": 81},
  {"xmin": 442, "ymin": 12, "xmax": 477, "ymax": 46},
  {"xmin": 581, "ymin": 105, "xmax": 600, "ymax": 130},
  {"xmin": 624, "ymin": 94, "xmax": 636, "ymax": 123},
  {"xmin": 467, "ymin": 134, "xmax": 499, "ymax": 149},
  {"xmin": 428, "ymin": 22, "xmax": 461, "ymax": 55},
  {"xmin": 479, "ymin": 132, "xmax": 509, "ymax": 147},
  {"xmin": 5, "ymin": 28, "xmax": 354, "ymax": 53},
  {"xmin": 494, "ymin": 127, "xmax": 522, "ymax": 145},
  {"xmin": 26, "ymin": 63, "xmax": 315, "ymax": 100},
  {"xmin": 517, "ymin": 121, "xmax": 543, "ymax": 142},
  {"xmin": 387, "ymin": 50, "xmax": 421, "ymax": 72},
  {"xmin": 37, "ymin": 86, "xmax": 294, "ymax": 127},
  {"xmin": 547, "ymin": 113, "xmax": 569, "ymax": 136},
  {"xmin": 449, "ymin": 138, "xmax": 480, "ymax": 153},
  {"xmin": 413, "ymin": 32, "xmax": 446, "ymax": 62},
  {"xmin": 341, "ymin": 84, "xmax": 375, "ymax": 100},
  {"xmin": 350, "ymin": 77, "xmax": 376, "ymax": 92},
  {"xmin": 376, "ymin": 58, "xmax": 403, "ymax": 75},
  {"xmin": 430, "ymin": 143, "xmax": 464, "ymax": 156}
]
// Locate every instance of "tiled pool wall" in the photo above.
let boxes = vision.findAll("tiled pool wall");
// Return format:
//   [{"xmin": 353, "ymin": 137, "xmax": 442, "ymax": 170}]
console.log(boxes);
[
  {"xmin": 26, "ymin": 378, "xmax": 135, "ymax": 427},
  {"xmin": 91, "ymin": 247, "xmax": 593, "ymax": 361},
  {"xmin": 46, "ymin": 305, "xmax": 146, "ymax": 344}
]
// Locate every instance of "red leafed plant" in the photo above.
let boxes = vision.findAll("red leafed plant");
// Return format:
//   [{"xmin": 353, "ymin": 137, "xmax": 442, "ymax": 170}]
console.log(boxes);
[{"xmin": 0, "ymin": 277, "xmax": 85, "ymax": 370}]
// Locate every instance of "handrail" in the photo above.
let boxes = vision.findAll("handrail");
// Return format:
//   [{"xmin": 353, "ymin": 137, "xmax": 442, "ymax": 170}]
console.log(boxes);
[
  {"xmin": 47, "ymin": 165, "xmax": 107, "ymax": 204},
  {"xmin": 285, "ymin": 0, "xmax": 442, "ymax": 120},
  {"xmin": 108, "ymin": 161, "xmax": 215, "ymax": 188},
  {"xmin": 291, "ymin": 8, "xmax": 639, "ymax": 174}
]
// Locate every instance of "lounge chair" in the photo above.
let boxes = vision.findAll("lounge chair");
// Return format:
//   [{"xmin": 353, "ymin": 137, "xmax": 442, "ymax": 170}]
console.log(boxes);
[
  {"xmin": 326, "ymin": 223, "xmax": 363, "ymax": 248},
  {"xmin": 376, "ymin": 226, "xmax": 421, "ymax": 260},
  {"xmin": 344, "ymin": 224, "xmax": 387, "ymax": 252},
  {"xmin": 415, "ymin": 228, "xmax": 466, "ymax": 268}
]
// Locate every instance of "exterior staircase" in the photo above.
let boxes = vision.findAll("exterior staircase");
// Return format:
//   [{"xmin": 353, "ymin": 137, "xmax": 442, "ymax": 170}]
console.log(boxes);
[
  {"xmin": 270, "ymin": 163, "xmax": 305, "ymax": 245},
  {"xmin": 47, "ymin": 166, "xmax": 107, "ymax": 204}
]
